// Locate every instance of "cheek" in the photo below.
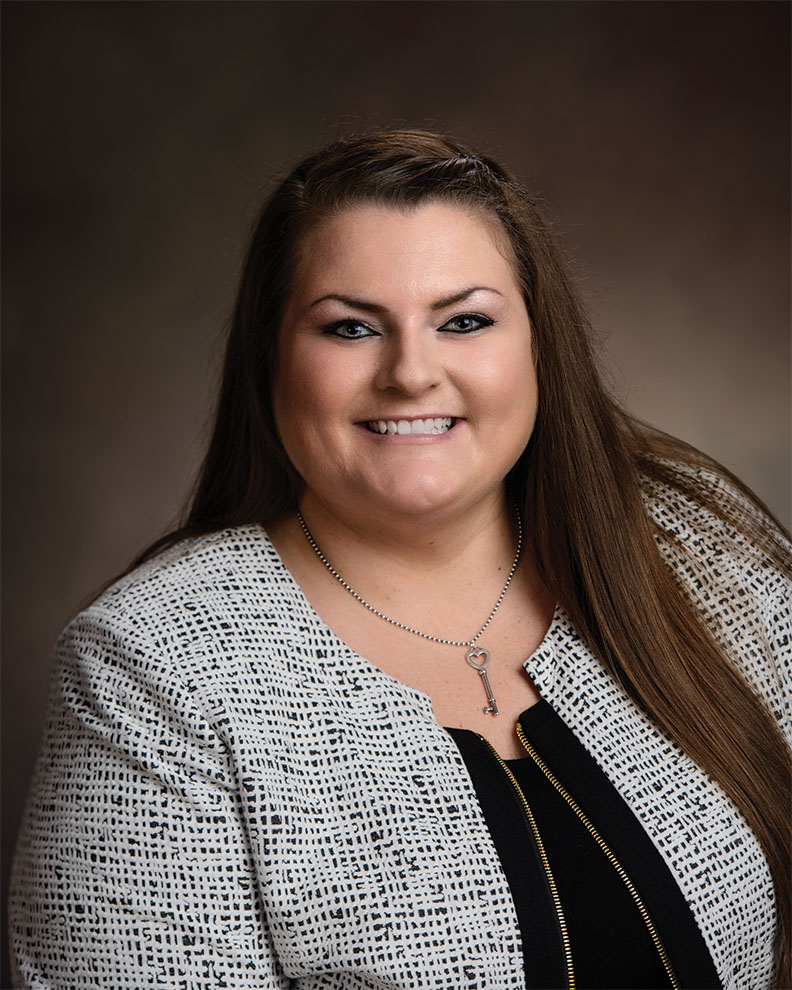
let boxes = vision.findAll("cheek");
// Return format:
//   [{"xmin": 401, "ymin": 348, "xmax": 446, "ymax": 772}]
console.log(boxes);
[
  {"xmin": 273, "ymin": 339, "xmax": 328, "ymax": 426},
  {"xmin": 471, "ymin": 337, "xmax": 538, "ymax": 463},
  {"xmin": 277, "ymin": 364, "xmax": 363, "ymax": 423},
  {"xmin": 273, "ymin": 340, "xmax": 369, "ymax": 463},
  {"xmin": 475, "ymin": 337, "xmax": 537, "ymax": 413},
  {"xmin": 272, "ymin": 344, "xmax": 312, "ymax": 453}
]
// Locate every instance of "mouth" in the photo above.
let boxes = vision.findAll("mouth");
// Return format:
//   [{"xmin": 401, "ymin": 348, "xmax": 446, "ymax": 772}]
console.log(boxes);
[{"xmin": 364, "ymin": 417, "xmax": 456, "ymax": 436}]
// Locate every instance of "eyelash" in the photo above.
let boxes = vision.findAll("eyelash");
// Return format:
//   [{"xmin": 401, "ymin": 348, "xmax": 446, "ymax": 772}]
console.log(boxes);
[
  {"xmin": 322, "ymin": 313, "xmax": 495, "ymax": 339},
  {"xmin": 441, "ymin": 313, "xmax": 495, "ymax": 334}
]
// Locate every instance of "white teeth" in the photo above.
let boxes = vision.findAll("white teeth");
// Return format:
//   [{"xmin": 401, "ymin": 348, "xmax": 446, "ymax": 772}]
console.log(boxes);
[{"xmin": 367, "ymin": 417, "xmax": 454, "ymax": 435}]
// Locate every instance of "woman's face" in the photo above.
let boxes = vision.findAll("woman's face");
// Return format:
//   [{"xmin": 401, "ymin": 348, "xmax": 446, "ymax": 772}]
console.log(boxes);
[{"xmin": 273, "ymin": 202, "xmax": 538, "ymax": 525}]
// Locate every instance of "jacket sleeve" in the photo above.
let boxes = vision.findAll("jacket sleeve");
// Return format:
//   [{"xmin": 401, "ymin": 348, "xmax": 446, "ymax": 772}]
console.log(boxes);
[{"xmin": 9, "ymin": 605, "xmax": 292, "ymax": 989}]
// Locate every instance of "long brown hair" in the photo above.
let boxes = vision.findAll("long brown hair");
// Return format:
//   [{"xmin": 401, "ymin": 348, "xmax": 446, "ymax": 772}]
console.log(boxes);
[{"xmin": 136, "ymin": 130, "xmax": 791, "ymax": 982}]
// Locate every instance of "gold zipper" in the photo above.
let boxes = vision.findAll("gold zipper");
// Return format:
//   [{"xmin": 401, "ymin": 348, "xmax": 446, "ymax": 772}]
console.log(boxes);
[
  {"xmin": 479, "ymin": 735, "xmax": 575, "ymax": 989},
  {"xmin": 515, "ymin": 722, "xmax": 680, "ymax": 990}
]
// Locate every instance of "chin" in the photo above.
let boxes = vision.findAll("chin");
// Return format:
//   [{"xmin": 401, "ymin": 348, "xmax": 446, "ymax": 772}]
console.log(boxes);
[{"xmin": 363, "ymin": 476, "xmax": 484, "ymax": 520}]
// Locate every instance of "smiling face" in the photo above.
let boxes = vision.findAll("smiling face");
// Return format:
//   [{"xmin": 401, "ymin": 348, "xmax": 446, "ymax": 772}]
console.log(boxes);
[{"xmin": 273, "ymin": 202, "xmax": 538, "ymax": 527}]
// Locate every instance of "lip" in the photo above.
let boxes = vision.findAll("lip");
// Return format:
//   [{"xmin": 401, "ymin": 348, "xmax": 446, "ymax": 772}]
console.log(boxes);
[{"xmin": 357, "ymin": 415, "xmax": 459, "ymax": 423}]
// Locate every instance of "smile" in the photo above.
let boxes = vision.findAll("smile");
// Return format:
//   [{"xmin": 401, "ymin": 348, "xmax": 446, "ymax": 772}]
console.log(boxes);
[{"xmin": 365, "ymin": 417, "xmax": 456, "ymax": 436}]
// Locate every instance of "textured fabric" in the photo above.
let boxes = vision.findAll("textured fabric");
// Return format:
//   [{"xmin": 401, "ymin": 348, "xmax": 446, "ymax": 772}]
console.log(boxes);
[
  {"xmin": 9, "ymin": 465, "xmax": 791, "ymax": 989},
  {"xmin": 449, "ymin": 701, "xmax": 721, "ymax": 988}
]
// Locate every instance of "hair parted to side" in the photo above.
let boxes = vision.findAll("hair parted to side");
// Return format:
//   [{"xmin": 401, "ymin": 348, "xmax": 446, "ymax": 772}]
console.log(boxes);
[{"xmin": 137, "ymin": 129, "xmax": 791, "ymax": 983}]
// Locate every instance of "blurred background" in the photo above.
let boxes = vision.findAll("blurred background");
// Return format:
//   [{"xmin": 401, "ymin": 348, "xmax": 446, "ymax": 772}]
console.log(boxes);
[{"xmin": 2, "ymin": 1, "xmax": 789, "ymax": 980}]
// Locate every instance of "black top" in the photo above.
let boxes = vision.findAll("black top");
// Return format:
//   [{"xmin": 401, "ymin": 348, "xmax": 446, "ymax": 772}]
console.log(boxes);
[{"xmin": 447, "ymin": 701, "xmax": 721, "ymax": 990}]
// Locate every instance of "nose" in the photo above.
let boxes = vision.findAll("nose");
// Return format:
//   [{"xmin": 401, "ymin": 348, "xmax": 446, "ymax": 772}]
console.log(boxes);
[{"xmin": 374, "ymin": 329, "xmax": 442, "ymax": 396}]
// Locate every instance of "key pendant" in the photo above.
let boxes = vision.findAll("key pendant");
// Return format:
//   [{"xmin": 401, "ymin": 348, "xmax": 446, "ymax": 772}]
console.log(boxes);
[{"xmin": 465, "ymin": 644, "xmax": 499, "ymax": 716}]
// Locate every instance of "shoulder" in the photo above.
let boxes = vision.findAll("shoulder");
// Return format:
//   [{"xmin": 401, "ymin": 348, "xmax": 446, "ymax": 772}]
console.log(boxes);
[
  {"xmin": 642, "ymin": 454, "xmax": 786, "ymax": 536},
  {"xmin": 49, "ymin": 524, "xmax": 319, "ymax": 752},
  {"xmin": 60, "ymin": 525, "xmax": 300, "ymax": 684},
  {"xmin": 640, "ymin": 456, "xmax": 790, "ymax": 582},
  {"xmin": 90, "ymin": 524, "xmax": 289, "ymax": 630},
  {"xmin": 640, "ymin": 457, "xmax": 791, "ymax": 730}
]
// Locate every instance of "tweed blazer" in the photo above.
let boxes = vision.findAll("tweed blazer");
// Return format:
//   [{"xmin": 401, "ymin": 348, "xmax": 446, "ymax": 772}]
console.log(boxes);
[{"xmin": 10, "ymin": 466, "xmax": 791, "ymax": 989}]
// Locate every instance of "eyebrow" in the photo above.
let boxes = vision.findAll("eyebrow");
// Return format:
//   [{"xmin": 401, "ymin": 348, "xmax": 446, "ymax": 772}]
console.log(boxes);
[{"xmin": 308, "ymin": 286, "xmax": 504, "ymax": 312}]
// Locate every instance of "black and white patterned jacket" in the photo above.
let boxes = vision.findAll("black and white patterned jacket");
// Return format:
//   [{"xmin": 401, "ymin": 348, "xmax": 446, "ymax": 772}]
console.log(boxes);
[{"xmin": 10, "ymin": 468, "xmax": 791, "ymax": 989}]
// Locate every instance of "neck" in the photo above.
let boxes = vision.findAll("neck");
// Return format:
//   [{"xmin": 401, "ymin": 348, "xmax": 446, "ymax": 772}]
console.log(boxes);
[
  {"xmin": 266, "ymin": 487, "xmax": 549, "ymax": 653},
  {"xmin": 266, "ymin": 488, "xmax": 530, "ymax": 633}
]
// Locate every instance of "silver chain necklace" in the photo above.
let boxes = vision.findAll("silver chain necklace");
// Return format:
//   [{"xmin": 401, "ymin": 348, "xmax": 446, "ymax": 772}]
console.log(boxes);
[{"xmin": 295, "ymin": 504, "xmax": 523, "ymax": 717}]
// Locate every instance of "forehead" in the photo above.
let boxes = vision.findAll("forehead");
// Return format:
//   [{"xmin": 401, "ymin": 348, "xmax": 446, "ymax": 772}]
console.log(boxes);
[{"xmin": 289, "ymin": 202, "xmax": 519, "ymax": 302}]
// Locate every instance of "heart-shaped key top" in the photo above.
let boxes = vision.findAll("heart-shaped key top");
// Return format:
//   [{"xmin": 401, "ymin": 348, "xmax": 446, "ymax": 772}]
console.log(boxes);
[{"xmin": 465, "ymin": 644, "xmax": 498, "ymax": 715}]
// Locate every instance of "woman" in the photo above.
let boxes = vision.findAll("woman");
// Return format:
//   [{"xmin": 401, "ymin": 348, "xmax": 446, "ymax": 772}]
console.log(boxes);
[{"xmin": 9, "ymin": 130, "xmax": 791, "ymax": 989}]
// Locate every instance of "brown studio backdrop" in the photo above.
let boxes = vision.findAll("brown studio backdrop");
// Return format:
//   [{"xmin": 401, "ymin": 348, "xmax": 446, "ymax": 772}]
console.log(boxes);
[{"xmin": 2, "ymin": 1, "xmax": 789, "ymax": 980}]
